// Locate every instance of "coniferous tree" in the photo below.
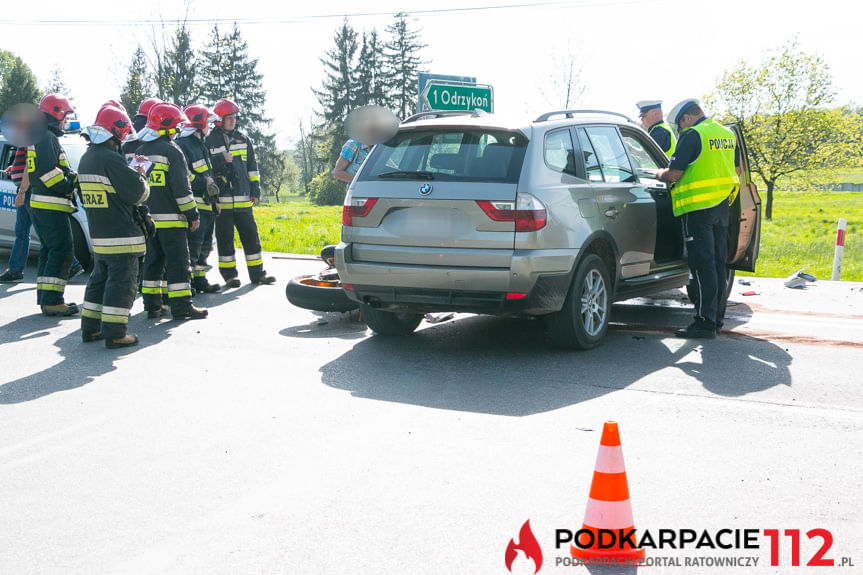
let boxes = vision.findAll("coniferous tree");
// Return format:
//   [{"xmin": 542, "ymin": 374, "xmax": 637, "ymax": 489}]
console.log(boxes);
[
  {"xmin": 0, "ymin": 56, "xmax": 41, "ymax": 117},
  {"xmin": 383, "ymin": 12, "xmax": 427, "ymax": 119},
  {"xmin": 355, "ymin": 30, "xmax": 388, "ymax": 108},
  {"xmin": 201, "ymin": 23, "xmax": 270, "ymax": 145},
  {"xmin": 314, "ymin": 18, "xmax": 359, "ymax": 164},
  {"xmin": 160, "ymin": 25, "xmax": 201, "ymax": 107},
  {"xmin": 120, "ymin": 46, "xmax": 153, "ymax": 116}
]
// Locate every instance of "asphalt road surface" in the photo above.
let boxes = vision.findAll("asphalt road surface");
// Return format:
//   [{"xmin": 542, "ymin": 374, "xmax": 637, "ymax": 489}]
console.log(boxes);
[{"xmin": 1, "ymin": 252, "xmax": 861, "ymax": 575}]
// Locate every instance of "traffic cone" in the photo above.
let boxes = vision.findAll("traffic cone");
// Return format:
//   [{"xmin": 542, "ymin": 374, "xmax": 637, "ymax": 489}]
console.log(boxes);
[{"xmin": 570, "ymin": 421, "xmax": 645, "ymax": 562}]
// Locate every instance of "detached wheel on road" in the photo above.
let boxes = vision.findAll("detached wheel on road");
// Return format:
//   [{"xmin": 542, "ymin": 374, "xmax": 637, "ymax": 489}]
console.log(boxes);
[
  {"xmin": 545, "ymin": 254, "xmax": 610, "ymax": 350},
  {"xmin": 285, "ymin": 274, "xmax": 359, "ymax": 313},
  {"xmin": 685, "ymin": 269, "xmax": 735, "ymax": 304},
  {"xmin": 70, "ymin": 219, "xmax": 93, "ymax": 273},
  {"xmin": 360, "ymin": 303, "xmax": 422, "ymax": 336}
]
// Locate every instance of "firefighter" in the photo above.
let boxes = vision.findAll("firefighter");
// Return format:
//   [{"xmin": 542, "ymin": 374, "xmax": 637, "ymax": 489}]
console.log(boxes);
[
  {"xmin": 78, "ymin": 105, "xmax": 150, "ymax": 348},
  {"xmin": 137, "ymin": 103, "xmax": 208, "ymax": 320},
  {"xmin": 176, "ymin": 104, "xmax": 220, "ymax": 294},
  {"xmin": 205, "ymin": 98, "xmax": 275, "ymax": 288},
  {"xmin": 28, "ymin": 93, "xmax": 79, "ymax": 316},
  {"xmin": 123, "ymin": 97, "xmax": 162, "ymax": 162}
]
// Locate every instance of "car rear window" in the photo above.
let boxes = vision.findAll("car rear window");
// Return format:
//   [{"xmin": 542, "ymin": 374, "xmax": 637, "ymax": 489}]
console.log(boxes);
[{"xmin": 358, "ymin": 128, "xmax": 528, "ymax": 184}]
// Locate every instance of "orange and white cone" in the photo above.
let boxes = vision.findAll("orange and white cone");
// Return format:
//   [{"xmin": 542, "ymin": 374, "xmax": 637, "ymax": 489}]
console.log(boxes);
[{"xmin": 570, "ymin": 421, "xmax": 645, "ymax": 562}]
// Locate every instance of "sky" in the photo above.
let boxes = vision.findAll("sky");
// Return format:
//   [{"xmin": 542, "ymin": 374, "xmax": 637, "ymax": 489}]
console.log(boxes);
[{"xmin": 1, "ymin": 0, "xmax": 860, "ymax": 149}]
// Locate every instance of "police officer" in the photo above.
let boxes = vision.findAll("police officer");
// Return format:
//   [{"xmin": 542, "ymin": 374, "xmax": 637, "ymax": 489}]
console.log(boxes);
[
  {"xmin": 206, "ymin": 98, "xmax": 275, "ymax": 288},
  {"xmin": 636, "ymin": 100, "xmax": 676, "ymax": 157},
  {"xmin": 176, "ymin": 104, "xmax": 220, "ymax": 294},
  {"xmin": 137, "ymin": 103, "xmax": 208, "ymax": 320},
  {"xmin": 28, "ymin": 93, "xmax": 80, "ymax": 316},
  {"xmin": 78, "ymin": 105, "xmax": 150, "ymax": 348},
  {"xmin": 655, "ymin": 98, "xmax": 739, "ymax": 339}
]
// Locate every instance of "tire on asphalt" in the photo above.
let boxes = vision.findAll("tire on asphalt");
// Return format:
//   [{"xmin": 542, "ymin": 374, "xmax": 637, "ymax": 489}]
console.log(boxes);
[
  {"xmin": 545, "ymin": 253, "xmax": 611, "ymax": 350},
  {"xmin": 285, "ymin": 274, "xmax": 359, "ymax": 313},
  {"xmin": 360, "ymin": 303, "xmax": 422, "ymax": 336},
  {"xmin": 70, "ymin": 218, "xmax": 93, "ymax": 273}
]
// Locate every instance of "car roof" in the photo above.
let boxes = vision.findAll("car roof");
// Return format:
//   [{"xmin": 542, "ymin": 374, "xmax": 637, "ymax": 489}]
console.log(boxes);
[{"xmin": 397, "ymin": 110, "xmax": 639, "ymax": 138}]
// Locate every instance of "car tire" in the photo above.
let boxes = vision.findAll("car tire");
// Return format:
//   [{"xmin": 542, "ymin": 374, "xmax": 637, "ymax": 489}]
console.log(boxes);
[
  {"xmin": 360, "ymin": 303, "xmax": 422, "ymax": 336},
  {"xmin": 70, "ymin": 218, "xmax": 93, "ymax": 273},
  {"xmin": 545, "ymin": 254, "xmax": 610, "ymax": 350},
  {"xmin": 685, "ymin": 268, "xmax": 735, "ymax": 304},
  {"xmin": 286, "ymin": 274, "xmax": 359, "ymax": 313}
]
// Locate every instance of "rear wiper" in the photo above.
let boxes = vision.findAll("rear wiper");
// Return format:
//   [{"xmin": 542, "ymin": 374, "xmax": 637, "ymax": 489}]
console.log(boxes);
[{"xmin": 377, "ymin": 170, "xmax": 435, "ymax": 180}]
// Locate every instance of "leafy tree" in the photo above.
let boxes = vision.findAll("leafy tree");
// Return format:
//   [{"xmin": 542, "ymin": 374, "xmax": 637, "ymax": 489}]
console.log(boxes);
[
  {"xmin": 0, "ymin": 56, "xmax": 41, "ymax": 117},
  {"xmin": 383, "ymin": 12, "xmax": 427, "ymax": 119},
  {"xmin": 120, "ymin": 46, "xmax": 153, "ymax": 116},
  {"xmin": 258, "ymin": 148, "xmax": 298, "ymax": 202},
  {"xmin": 0, "ymin": 50, "xmax": 15, "ymax": 84},
  {"xmin": 707, "ymin": 40, "xmax": 839, "ymax": 219},
  {"xmin": 314, "ymin": 18, "xmax": 359, "ymax": 165},
  {"xmin": 307, "ymin": 170, "xmax": 346, "ymax": 206},
  {"xmin": 355, "ymin": 30, "xmax": 388, "ymax": 108}
]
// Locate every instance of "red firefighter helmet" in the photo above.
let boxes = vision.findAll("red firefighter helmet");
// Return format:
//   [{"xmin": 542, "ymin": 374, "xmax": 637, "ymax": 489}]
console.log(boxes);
[
  {"xmin": 146, "ymin": 103, "xmax": 188, "ymax": 134},
  {"xmin": 39, "ymin": 93, "xmax": 75, "ymax": 121},
  {"xmin": 182, "ymin": 104, "xmax": 211, "ymax": 131},
  {"xmin": 137, "ymin": 97, "xmax": 162, "ymax": 118},
  {"xmin": 101, "ymin": 99, "xmax": 127, "ymax": 115},
  {"xmin": 213, "ymin": 98, "xmax": 239, "ymax": 118},
  {"xmin": 93, "ymin": 106, "xmax": 134, "ymax": 142}
]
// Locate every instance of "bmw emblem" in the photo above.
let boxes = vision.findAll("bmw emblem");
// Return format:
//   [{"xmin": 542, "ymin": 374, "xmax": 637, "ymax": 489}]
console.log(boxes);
[{"xmin": 419, "ymin": 183, "xmax": 433, "ymax": 196}]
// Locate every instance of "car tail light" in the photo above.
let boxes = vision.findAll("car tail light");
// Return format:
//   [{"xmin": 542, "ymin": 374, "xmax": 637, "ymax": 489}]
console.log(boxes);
[
  {"xmin": 476, "ymin": 193, "xmax": 547, "ymax": 232},
  {"xmin": 342, "ymin": 198, "xmax": 378, "ymax": 226},
  {"xmin": 342, "ymin": 283, "xmax": 354, "ymax": 291},
  {"xmin": 506, "ymin": 292, "xmax": 527, "ymax": 300}
]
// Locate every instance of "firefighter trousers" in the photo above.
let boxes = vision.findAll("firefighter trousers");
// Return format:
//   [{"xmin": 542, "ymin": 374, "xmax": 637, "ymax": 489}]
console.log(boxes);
[
  {"xmin": 215, "ymin": 208, "xmax": 265, "ymax": 281},
  {"xmin": 141, "ymin": 228, "xmax": 193, "ymax": 315},
  {"xmin": 81, "ymin": 254, "xmax": 139, "ymax": 339},
  {"xmin": 187, "ymin": 210, "xmax": 216, "ymax": 289},
  {"xmin": 29, "ymin": 206, "xmax": 74, "ymax": 306}
]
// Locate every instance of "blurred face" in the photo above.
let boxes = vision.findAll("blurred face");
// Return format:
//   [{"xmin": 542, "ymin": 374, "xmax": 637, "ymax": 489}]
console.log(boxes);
[
  {"xmin": 639, "ymin": 108, "xmax": 661, "ymax": 130},
  {"xmin": 223, "ymin": 114, "xmax": 237, "ymax": 131},
  {"xmin": 58, "ymin": 114, "xmax": 69, "ymax": 130}
]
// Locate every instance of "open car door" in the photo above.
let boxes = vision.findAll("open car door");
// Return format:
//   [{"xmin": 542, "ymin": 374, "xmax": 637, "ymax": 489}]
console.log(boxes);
[{"xmin": 726, "ymin": 123, "xmax": 761, "ymax": 272}]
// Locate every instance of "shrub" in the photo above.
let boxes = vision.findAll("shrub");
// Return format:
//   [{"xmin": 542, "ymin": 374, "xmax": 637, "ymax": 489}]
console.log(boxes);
[{"xmin": 308, "ymin": 171, "xmax": 346, "ymax": 206}]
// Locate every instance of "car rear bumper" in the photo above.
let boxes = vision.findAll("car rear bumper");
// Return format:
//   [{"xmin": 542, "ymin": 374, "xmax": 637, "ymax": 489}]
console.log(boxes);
[{"xmin": 335, "ymin": 242, "xmax": 577, "ymax": 315}]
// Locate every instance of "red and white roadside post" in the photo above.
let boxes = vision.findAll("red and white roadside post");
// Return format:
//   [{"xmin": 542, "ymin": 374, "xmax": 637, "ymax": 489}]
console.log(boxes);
[{"xmin": 831, "ymin": 218, "xmax": 847, "ymax": 281}]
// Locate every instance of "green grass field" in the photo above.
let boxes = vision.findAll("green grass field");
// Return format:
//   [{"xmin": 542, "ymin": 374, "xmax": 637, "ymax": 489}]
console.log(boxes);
[
  {"xmin": 251, "ymin": 191, "xmax": 861, "ymax": 281},
  {"xmin": 743, "ymin": 191, "xmax": 861, "ymax": 281},
  {"xmin": 249, "ymin": 199, "xmax": 342, "ymax": 256}
]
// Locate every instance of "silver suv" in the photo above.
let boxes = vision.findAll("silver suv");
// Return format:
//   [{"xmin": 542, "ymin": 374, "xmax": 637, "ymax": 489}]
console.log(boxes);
[{"xmin": 335, "ymin": 110, "xmax": 761, "ymax": 349}]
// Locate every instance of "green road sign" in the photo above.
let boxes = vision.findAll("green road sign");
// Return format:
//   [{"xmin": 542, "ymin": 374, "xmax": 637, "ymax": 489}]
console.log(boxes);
[{"xmin": 421, "ymin": 82, "xmax": 493, "ymax": 113}]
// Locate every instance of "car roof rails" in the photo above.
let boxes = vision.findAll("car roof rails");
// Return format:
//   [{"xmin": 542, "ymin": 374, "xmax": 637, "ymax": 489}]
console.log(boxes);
[
  {"xmin": 534, "ymin": 109, "xmax": 635, "ymax": 124},
  {"xmin": 402, "ymin": 109, "xmax": 488, "ymax": 124}
]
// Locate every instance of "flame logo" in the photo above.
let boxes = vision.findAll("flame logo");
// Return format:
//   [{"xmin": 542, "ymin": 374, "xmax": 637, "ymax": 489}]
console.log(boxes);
[{"xmin": 505, "ymin": 520, "xmax": 543, "ymax": 573}]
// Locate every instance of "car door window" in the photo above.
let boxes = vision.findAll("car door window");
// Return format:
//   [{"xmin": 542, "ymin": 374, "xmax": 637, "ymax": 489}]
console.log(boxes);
[
  {"xmin": 620, "ymin": 132, "xmax": 663, "ymax": 172},
  {"xmin": 576, "ymin": 128, "xmax": 603, "ymax": 182},
  {"xmin": 584, "ymin": 126, "xmax": 635, "ymax": 183},
  {"xmin": 544, "ymin": 129, "xmax": 577, "ymax": 176}
]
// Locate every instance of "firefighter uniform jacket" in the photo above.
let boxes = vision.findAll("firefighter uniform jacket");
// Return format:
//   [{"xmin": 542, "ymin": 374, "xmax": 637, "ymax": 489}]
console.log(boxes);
[
  {"xmin": 136, "ymin": 137, "xmax": 199, "ymax": 229},
  {"xmin": 176, "ymin": 132, "xmax": 215, "ymax": 213},
  {"xmin": 28, "ymin": 124, "xmax": 78, "ymax": 213},
  {"xmin": 206, "ymin": 126, "xmax": 261, "ymax": 210},
  {"xmin": 77, "ymin": 142, "xmax": 150, "ymax": 256}
]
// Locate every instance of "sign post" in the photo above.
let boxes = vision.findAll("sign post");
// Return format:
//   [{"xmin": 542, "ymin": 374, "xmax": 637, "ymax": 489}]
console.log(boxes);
[{"xmin": 421, "ymin": 81, "xmax": 494, "ymax": 113}]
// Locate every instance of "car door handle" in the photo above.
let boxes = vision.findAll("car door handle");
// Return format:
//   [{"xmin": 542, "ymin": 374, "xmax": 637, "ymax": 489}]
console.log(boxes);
[
  {"xmin": 604, "ymin": 207, "xmax": 619, "ymax": 219},
  {"xmin": 648, "ymin": 187, "xmax": 668, "ymax": 198}
]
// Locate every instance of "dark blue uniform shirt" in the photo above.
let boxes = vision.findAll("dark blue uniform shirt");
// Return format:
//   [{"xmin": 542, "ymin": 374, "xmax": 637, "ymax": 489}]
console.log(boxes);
[{"xmin": 648, "ymin": 121, "xmax": 672, "ymax": 154}]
